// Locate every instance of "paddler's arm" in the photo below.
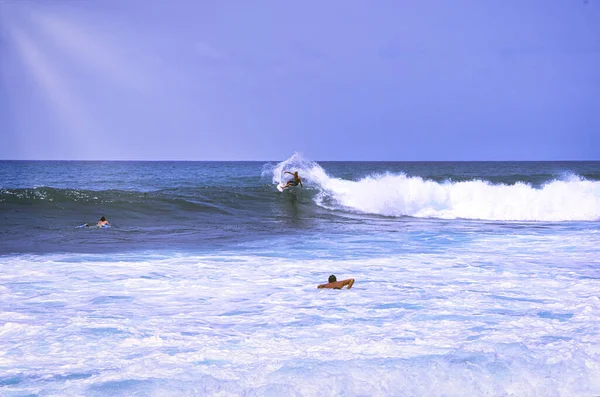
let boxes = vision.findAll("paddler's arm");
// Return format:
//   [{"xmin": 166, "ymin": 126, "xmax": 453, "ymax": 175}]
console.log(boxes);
[{"xmin": 341, "ymin": 279, "xmax": 355, "ymax": 289}]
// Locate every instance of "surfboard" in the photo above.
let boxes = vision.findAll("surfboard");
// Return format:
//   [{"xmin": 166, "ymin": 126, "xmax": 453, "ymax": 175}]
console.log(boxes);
[
  {"xmin": 77, "ymin": 224, "xmax": 111, "ymax": 228},
  {"xmin": 277, "ymin": 183, "xmax": 286, "ymax": 192}
]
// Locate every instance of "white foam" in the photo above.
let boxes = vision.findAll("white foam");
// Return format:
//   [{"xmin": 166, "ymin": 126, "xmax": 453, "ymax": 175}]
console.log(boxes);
[
  {"xmin": 1, "ymin": 233, "xmax": 599, "ymax": 396},
  {"xmin": 324, "ymin": 173, "xmax": 600, "ymax": 221},
  {"xmin": 269, "ymin": 155, "xmax": 600, "ymax": 221}
]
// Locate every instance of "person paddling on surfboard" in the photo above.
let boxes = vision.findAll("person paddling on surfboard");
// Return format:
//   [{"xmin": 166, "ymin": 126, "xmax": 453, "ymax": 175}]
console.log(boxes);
[
  {"xmin": 97, "ymin": 216, "xmax": 110, "ymax": 227},
  {"xmin": 318, "ymin": 275, "xmax": 355, "ymax": 290},
  {"xmin": 79, "ymin": 216, "xmax": 111, "ymax": 228},
  {"xmin": 282, "ymin": 171, "xmax": 303, "ymax": 189}
]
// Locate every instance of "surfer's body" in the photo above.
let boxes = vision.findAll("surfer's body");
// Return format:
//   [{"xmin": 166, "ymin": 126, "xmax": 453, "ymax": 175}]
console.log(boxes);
[{"xmin": 282, "ymin": 171, "xmax": 302, "ymax": 189}]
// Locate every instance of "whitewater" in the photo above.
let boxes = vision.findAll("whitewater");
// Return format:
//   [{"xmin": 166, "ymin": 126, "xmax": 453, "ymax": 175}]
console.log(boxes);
[
  {"xmin": 268, "ymin": 154, "xmax": 600, "ymax": 222},
  {"xmin": 1, "ymin": 157, "xmax": 599, "ymax": 396}
]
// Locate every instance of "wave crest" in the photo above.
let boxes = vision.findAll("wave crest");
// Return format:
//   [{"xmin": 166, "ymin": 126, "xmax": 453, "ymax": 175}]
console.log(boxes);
[
  {"xmin": 313, "ymin": 172, "xmax": 600, "ymax": 221},
  {"xmin": 269, "ymin": 154, "xmax": 600, "ymax": 221}
]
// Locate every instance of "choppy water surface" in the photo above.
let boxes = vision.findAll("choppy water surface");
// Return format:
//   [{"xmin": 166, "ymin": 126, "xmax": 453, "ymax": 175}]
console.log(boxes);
[{"xmin": 1, "ymin": 156, "xmax": 599, "ymax": 396}]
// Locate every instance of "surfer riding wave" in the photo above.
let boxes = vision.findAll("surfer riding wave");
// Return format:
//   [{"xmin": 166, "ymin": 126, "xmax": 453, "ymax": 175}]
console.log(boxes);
[{"xmin": 282, "ymin": 171, "xmax": 303, "ymax": 189}]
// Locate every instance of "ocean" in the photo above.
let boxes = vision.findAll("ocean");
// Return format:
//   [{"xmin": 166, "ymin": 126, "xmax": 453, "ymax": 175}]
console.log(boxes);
[{"xmin": 1, "ymin": 155, "xmax": 599, "ymax": 396}]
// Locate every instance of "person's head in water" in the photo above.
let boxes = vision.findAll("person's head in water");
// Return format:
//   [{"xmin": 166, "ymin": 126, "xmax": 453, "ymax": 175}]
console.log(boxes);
[
  {"xmin": 97, "ymin": 216, "xmax": 109, "ymax": 227},
  {"xmin": 328, "ymin": 274, "xmax": 337, "ymax": 283}
]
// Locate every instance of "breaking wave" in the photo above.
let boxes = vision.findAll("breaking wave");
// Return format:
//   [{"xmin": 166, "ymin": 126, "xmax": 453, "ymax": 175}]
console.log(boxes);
[{"xmin": 269, "ymin": 154, "xmax": 600, "ymax": 222}]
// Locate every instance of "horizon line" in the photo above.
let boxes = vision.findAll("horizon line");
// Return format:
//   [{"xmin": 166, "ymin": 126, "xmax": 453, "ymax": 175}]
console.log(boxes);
[{"xmin": 1, "ymin": 159, "xmax": 599, "ymax": 163}]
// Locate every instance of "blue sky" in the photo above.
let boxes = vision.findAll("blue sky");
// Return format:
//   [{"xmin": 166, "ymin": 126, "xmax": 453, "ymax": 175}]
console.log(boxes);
[{"xmin": 1, "ymin": 0, "xmax": 599, "ymax": 160}]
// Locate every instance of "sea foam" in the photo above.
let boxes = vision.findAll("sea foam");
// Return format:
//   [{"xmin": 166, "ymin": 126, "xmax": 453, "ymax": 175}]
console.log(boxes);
[
  {"xmin": 315, "ymin": 173, "xmax": 600, "ymax": 221},
  {"xmin": 1, "ymin": 247, "xmax": 599, "ymax": 396},
  {"xmin": 269, "ymin": 155, "xmax": 600, "ymax": 221}
]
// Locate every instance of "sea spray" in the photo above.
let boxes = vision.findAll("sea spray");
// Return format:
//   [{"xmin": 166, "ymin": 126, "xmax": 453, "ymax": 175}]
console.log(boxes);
[{"xmin": 263, "ymin": 152, "xmax": 326, "ymax": 185}]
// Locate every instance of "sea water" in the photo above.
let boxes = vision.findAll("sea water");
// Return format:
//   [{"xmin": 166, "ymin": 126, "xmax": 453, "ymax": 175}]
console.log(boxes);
[{"xmin": 1, "ymin": 155, "xmax": 599, "ymax": 396}]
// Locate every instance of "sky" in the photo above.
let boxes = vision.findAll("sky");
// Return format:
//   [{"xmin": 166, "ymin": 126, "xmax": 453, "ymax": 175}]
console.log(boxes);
[{"xmin": 0, "ymin": 0, "xmax": 599, "ymax": 161}]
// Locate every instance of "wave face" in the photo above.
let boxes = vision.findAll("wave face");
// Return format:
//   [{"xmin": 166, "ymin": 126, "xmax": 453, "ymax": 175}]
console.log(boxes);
[
  {"xmin": 2, "ymin": 157, "xmax": 600, "ymax": 222},
  {"xmin": 1, "ymin": 158, "xmax": 599, "ymax": 253}
]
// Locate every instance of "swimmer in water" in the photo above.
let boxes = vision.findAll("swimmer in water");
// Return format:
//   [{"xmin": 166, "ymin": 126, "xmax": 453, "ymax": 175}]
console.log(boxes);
[
  {"xmin": 318, "ymin": 275, "xmax": 355, "ymax": 289},
  {"xmin": 97, "ymin": 216, "xmax": 110, "ymax": 227}
]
